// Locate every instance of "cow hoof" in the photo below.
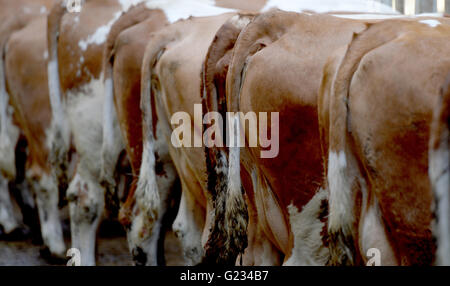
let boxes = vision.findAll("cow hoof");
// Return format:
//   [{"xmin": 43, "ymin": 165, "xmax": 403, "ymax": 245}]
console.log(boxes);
[
  {"xmin": 132, "ymin": 247, "xmax": 147, "ymax": 266},
  {"xmin": 39, "ymin": 247, "xmax": 67, "ymax": 265},
  {"xmin": 0, "ymin": 226, "xmax": 30, "ymax": 241}
]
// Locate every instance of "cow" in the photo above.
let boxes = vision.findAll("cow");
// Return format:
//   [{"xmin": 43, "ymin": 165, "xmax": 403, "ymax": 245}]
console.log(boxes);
[
  {"xmin": 319, "ymin": 18, "xmax": 450, "ymax": 265},
  {"xmin": 431, "ymin": 74, "xmax": 450, "ymax": 265},
  {"xmin": 201, "ymin": 12, "xmax": 256, "ymax": 265},
  {"xmin": 46, "ymin": 0, "xmax": 154, "ymax": 266},
  {"xmin": 101, "ymin": 3, "xmax": 178, "ymax": 266},
  {"xmin": 0, "ymin": 0, "xmax": 60, "ymax": 253},
  {"xmin": 5, "ymin": 13, "xmax": 68, "ymax": 260}
]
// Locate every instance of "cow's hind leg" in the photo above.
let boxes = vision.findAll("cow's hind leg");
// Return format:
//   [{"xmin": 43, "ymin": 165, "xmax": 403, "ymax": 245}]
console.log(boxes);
[
  {"xmin": 66, "ymin": 78, "xmax": 108, "ymax": 266},
  {"xmin": 0, "ymin": 173, "xmax": 21, "ymax": 236},
  {"xmin": 358, "ymin": 198, "xmax": 397, "ymax": 265},
  {"xmin": 67, "ymin": 171, "xmax": 104, "ymax": 266},
  {"xmin": 128, "ymin": 176, "xmax": 179, "ymax": 266},
  {"xmin": 32, "ymin": 172, "xmax": 66, "ymax": 260},
  {"xmin": 127, "ymin": 157, "xmax": 179, "ymax": 266},
  {"xmin": 173, "ymin": 182, "xmax": 205, "ymax": 266}
]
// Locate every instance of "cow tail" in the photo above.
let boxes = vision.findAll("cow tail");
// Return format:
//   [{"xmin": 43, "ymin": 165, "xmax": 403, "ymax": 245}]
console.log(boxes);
[
  {"xmin": 46, "ymin": 0, "xmax": 70, "ymax": 193},
  {"xmin": 201, "ymin": 13, "xmax": 255, "ymax": 265},
  {"xmin": 100, "ymin": 3, "xmax": 153, "ymax": 216},
  {"xmin": 326, "ymin": 21, "xmax": 403, "ymax": 265},
  {"xmin": 430, "ymin": 75, "xmax": 450, "ymax": 265},
  {"xmin": 99, "ymin": 52, "xmax": 121, "ymax": 216},
  {"xmin": 134, "ymin": 37, "xmax": 172, "ymax": 231}
]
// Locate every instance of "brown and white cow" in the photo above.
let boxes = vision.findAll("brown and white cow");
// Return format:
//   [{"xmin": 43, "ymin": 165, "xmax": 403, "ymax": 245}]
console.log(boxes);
[
  {"xmin": 319, "ymin": 18, "xmax": 450, "ymax": 265},
  {"xmin": 430, "ymin": 74, "xmax": 450, "ymax": 265},
  {"xmin": 1, "ymin": 0, "xmax": 61, "ymax": 255},
  {"xmin": 46, "ymin": 0, "xmax": 152, "ymax": 266},
  {"xmin": 5, "ymin": 13, "xmax": 67, "ymax": 259},
  {"xmin": 101, "ymin": 3, "xmax": 178, "ymax": 266},
  {"xmin": 201, "ymin": 12, "xmax": 256, "ymax": 264}
]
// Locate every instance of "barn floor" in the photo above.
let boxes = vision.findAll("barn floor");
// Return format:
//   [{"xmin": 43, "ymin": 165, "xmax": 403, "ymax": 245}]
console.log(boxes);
[
  {"xmin": 0, "ymin": 190, "xmax": 185, "ymax": 266},
  {"xmin": 0, "ymin": 231, "xmax": 184, "ymax": 266}
]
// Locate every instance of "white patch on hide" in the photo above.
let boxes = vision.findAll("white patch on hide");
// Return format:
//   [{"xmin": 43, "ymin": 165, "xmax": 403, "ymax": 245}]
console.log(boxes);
[
  {"xmin": 78, "ymin": 12, "xmax": 122, "ymax": 51},
  {"xmin": 66, "ymin": 76, "xmax": 105, "ymax": 177},
  {"xmin": 284, "ymin": 189, "xmax": 329, "ymax": 266},
  {"xmin": 77, "ymin": 0, "xmax": 147, "ymax": 51}
]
